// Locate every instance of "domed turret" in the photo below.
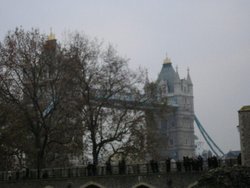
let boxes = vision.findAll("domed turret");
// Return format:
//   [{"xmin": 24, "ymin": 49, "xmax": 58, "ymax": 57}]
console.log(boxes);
[{"xmin": 158, "ymin": 55, "xmax": 176, "ymax": 93}]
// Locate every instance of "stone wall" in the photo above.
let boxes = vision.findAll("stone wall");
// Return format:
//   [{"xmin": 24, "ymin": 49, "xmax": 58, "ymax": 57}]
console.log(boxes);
[
  {"xmin": 0, "ymin": 173, "xmax": 202, "ymax": 188},
  {"xmin": 238, "ymin": 105, "xmax": 250, "ymax": 166}
]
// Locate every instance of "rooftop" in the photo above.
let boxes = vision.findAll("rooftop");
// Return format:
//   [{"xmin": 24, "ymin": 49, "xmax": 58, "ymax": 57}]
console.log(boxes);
[{"xmin": 239, "ymin": 105, "xmax": 250, "ymax": 112}]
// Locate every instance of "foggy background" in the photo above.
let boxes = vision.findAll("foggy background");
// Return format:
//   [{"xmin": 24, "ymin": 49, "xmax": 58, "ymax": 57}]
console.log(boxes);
[{"xmin": 1, "ymin": 0, "xmax": 250, "ymax": 154}]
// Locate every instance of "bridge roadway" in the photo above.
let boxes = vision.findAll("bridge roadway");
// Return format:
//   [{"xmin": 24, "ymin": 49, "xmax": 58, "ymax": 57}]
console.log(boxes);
[
  {"xmin": 0, "ymin": 159, "xmax": 238, "ymax": 188},
  {"xmin": 91, "ymin": 93, "xmax": 177, "ymax": 111},
  {"xmin": 43, "ymin": 92, "xmax": 176, "ymax": 118}
]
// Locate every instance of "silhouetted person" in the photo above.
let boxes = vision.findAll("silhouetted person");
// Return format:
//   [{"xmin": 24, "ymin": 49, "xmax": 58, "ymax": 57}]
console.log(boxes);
[
  {"xmin": 119, "ymin": 158, "xmax": 126, "ymax": 174},
  {"xmin": 191, "ymin": 158, "xmax": 198, "ymax": 171},
  {"xmin": 150, "ymin": 160, "xmax": 158, "ymax": 173},
  {"xmin": 106, "ymin": 159, "xmax": 112, "ymax": 175},
  {"xmin": 150, "ymin": 160, "xmax": 155, "ymax": 173},
  {"xmin": 92, "ymin": 163, "xmax": 97, "ymax": 176},
  {"xmin": 87, "ymin": 162, "xmax": 92, "ymax": 176},
  {"xmin": 237, "ymin": 153, "xmax": 241, "ymax": 165},
  {"xmin": 167, "ymin": 179, "xmax": 173, "ymax": 188},
  {"xmin": 183, "ymin": 156, "xmax": 189, "ymax": 172},
  {"xmin": 68, "ymin": 168, "xmax": 71, "ymax": 177},
  {"xmin": 42, "ymin": 170, "xmax": 48, "ymax": 179},
  {"xmin": 8, "ymin": 171, "xmax": 12, "ymax": 181},
  {"xmin": 25, "ymin": 167, "xmax": 29, "ymax": 179},
  {"xmin": 197, "ymin": 155, "xmax": 203, "ymax": 171},
  {"xmin": 166, "ymin": 157, "xmax": 171, "ymax": 172},
  {"xmin": 67, "ymin": 182, "xmax": 73, "ymax": 188},
  {"xmin": 213, "ymin": 156, "xmax": 218, "ymax": 168},
  {"xmin": 176, "ymin": 160, "xmax": 182, "ymax": 172},
  {"xmin": 154, "ymin": 160, "xmax": 159, "ymax": 173},
  {"xmin": 16, "ymin": 170, "xmax": 19, "ymax": 180}
]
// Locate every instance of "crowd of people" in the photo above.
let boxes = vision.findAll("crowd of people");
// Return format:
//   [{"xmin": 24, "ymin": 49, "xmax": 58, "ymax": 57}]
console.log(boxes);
[
  {"xmin": 2, "ymin": 154, "xmax": 242, "ymax": 181},
  {"xmin": 153, "ymin": 155, "xmax": 221, "ymax": 173},
  {"xmin": 207, "ymin": 156, "xmax": 219, "ymax": 169}
]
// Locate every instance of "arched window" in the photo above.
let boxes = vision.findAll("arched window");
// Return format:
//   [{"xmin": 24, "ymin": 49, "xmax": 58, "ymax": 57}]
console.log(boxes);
[
  {"xmin": 136, "ymin": 185, "xmax": 150, "ymax": 188},
  {"xmin": 85, "ymin": 185, "xmax": 101, "ymax": 188},
  {"xmin": 132, "ymin": 182, "xmax": 155, "ymax": 188},
  {"xmin": 80, "ymin": 181, "xmax": 105, "ymax": 188}
]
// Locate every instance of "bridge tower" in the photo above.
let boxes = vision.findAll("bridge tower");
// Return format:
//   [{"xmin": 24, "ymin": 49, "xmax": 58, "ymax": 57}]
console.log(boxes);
[{"xmin": 149, "ymin": 56, "xmax": 195, "ymax": 160}]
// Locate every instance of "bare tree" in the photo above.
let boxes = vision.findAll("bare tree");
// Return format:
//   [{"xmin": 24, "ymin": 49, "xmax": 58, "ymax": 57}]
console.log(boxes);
[
  {"xmin": 0, "ymin": 28, "xmax": 81, "ymax": 176},
  {"xmin": 64, "ymin": 33, "xmax": 150, "ymax": 165},
  {"xmin": 0, "ymin": 103, "xmax": 23, "ymax": 170},
  {"xmin": 0, "ymin": 28, "xmax": 168, "ymax": 173},
  {"xmin": 144, "ymin": 81, "xmax": 170, "ymax": 160}
]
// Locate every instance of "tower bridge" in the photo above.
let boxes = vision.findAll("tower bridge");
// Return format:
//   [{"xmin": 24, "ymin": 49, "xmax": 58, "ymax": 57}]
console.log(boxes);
[
  {"xmin": 41, "ymin": 36, "xmax": 223, "ymax": 159},
  {"xmin": 42, "ymin": 52, "xmax": 224, "ymax": 160},
  {"xmin": 99, "ymin": 55, "xmax": 224, "ymax": 159},
  {"xmin": 150, "ymin": 56, "xmax": 195, "ymax": 160},
  {"xmin": 153, "ymin": 56, "xmax": 224, "ymax": 159}
]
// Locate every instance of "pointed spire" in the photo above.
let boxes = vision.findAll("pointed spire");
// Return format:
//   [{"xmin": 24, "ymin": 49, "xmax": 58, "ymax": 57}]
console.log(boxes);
[
  {"xmin": 176, "ymin": 65, "xmax": 180, "ymax": 78},
  {"xmin": 48, "ymin": 27, "xmax": 56, "ymax": 41},
  {"xmin": 174, "ymin": 65, "xmax": 180, "ymax": 84},
  {"xmin": 144, "ymin": 69, "xmax": 150, "ymax": 94},
  {"xmin": 187, "ymin": 67, "xmax": 192, "ymax": 85},
  {"xmin": 163, "ymin": 53, "xmax": 171, "ymax": 64},
  {"xmin": 145, "ymin": 69, "xmax": 149, "ymax": 84}
]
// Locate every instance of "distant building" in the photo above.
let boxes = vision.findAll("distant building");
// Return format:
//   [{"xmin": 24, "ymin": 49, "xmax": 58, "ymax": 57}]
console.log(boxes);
[
  {"xmin": 238, "ymin": 105, "xmax": 250, "ymax": 166},
  {"xmin": 224, "ymin": 150, "xmax": 240, "ymax": 159},
  {"xmin": 146, "ymin": 56, "xmax": 195, "ymax": 160}
]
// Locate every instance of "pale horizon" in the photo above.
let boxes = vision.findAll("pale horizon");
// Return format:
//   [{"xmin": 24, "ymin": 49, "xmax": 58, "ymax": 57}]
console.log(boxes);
[{"xmin": 1, "ymin": 0, "xmax": 250, "ymax": 153}]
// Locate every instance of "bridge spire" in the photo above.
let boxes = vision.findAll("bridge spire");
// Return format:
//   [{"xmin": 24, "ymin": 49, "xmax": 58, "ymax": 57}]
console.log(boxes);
[
  {"xmin": 145, "ymin": 69, "xmax": 149, "ymax": 84},
  {"xmin": 163, "ymin": 53, "xmax": 171, "ymax": 64},
  {"xmin": 48, "ymin": 27, "xmax": 56, "ymax": 41},
  {"xmin": 187, "ymin": 67, "xmax": 192, "ymax": 85},
  {"xmin": 175, "ymin": 65, "xmax": 180, "ymax": 82}
]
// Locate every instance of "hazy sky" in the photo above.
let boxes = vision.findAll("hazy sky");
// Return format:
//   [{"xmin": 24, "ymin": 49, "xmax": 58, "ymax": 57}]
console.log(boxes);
[{"xmin": 1, "ymin": 0, "xmax": 250, "ymax": 153}]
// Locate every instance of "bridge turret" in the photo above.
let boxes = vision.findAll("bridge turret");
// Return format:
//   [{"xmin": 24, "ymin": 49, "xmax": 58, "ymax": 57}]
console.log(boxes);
[
  {"xmin": 148, "ymin": 54, "xmax": 195, "ymax": 160},
  {"xmin": 174, "ymin": 65, "xmax": 181, "ymax": 95},
  {"xmin": 158, "ymin": 79, "xmax": 168, "ymax": 98},
  {"xmin": 186, "ymin": 68, "xmax": 193, "ymax": 96},
  {"xmin": 158, "ymin": 55, "xmax": 176, "ymax": 94}
]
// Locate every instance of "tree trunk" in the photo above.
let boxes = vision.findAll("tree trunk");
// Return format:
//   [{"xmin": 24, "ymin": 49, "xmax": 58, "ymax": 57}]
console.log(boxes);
[
  {"xmin": 35, "ymin": 134, "xmax": 43, "ymax": 179},
  {"xmin": 36, "ymin": 151, "xmax": 41, "ymax": 179},
  {"xmin": 92, "ymin": 142, "xmax": 98, "ymax": 165}
]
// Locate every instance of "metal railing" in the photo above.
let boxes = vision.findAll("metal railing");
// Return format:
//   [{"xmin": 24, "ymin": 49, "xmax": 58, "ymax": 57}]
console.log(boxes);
[{"xmin": 0, "ymin": 158, "xmax": 239, "ymax": 182}]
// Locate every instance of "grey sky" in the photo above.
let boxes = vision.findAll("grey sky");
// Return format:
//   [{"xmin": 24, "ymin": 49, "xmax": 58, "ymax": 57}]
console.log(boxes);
[{"xmin": 1, "ymin": 0, "xmax": 250, "ymax": 153}]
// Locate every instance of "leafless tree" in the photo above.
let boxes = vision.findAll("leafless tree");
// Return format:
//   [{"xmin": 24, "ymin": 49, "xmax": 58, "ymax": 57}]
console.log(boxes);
[
  {"xmin": 64, "ymin": 33, "xmax": 152, "ymax": 165},
  {"xmin": 0, "ymin": 28, "xmax": 168, "ymax": 173},
  {"xmin": 0, "ymin": 28, "xmax": 82, "ymax": 176}
]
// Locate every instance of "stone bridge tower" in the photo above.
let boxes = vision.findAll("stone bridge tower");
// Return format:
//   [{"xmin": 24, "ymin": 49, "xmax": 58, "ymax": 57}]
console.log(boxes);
[
  {"xmin": 147, "ymin": 56, "xmax": 195, "ymax": 160},
  {"xmin": 238, "ymin": 105, "xmax": 250, "ymax": 166}
]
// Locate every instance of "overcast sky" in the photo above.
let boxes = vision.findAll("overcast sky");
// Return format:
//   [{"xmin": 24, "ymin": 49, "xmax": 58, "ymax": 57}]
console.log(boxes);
[{"xmin": 1, "ymin": 0, "xmax": 249, "ymax": 153}]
